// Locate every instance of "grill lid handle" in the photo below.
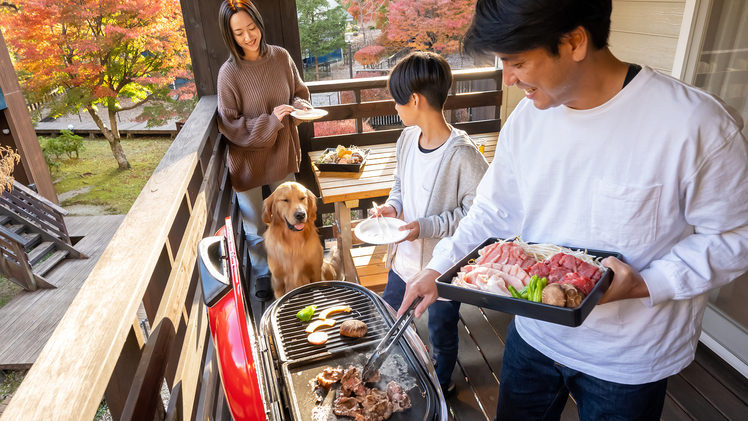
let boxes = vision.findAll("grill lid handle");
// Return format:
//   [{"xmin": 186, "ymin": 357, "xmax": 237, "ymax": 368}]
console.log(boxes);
[{"xmin": 362, "ymin": 296, "xmax": 423, "ymax": 382}]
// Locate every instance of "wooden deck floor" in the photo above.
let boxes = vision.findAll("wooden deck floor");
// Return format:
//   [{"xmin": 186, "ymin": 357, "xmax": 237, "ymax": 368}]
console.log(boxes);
[
  {"xmin": 413, "ymin": 305, "xmax": 748, "ymax": 421},
  {"xmin": 0, "ymin": 215, "xmax": 125, "ymax": 369}
]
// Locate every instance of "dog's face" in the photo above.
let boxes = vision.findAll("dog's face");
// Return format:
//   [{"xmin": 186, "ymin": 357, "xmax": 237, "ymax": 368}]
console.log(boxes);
[{"xmin": 262, "ymin": 182, "xmax": 317, "ymax": 231}]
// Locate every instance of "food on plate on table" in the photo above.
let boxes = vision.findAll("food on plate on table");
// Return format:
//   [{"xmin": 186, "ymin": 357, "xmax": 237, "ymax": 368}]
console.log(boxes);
[
  {"xmin": 306, "ymin": 318, "xmax": 337, "ymax": 333},
  {"xmin": 310, "ymin": 365, "xmax": 411, "ymax": 419},
  {"xmin": 319, "ymin": 305, "xmax": 352, "ymax": 319},
  {"xmin": 339, "ymin": 320, "xmax": 368, "ymax": 338},
  {"xmin": 296, "ymin": 304, "xmax": 317, "ymax": 322},
  {"xmin": 316, "ymin": 145, "xmax": 366, "ymax": 165},
  {"xmin": 452, "ymin": 238, "xmax": 604, "ymax": 307},
  {"xmin": 308, "ymin": 331, "xmax": 329, "ymax": 345}
]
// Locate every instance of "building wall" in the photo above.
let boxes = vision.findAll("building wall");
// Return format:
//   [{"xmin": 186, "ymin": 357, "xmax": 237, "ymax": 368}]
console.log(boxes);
[{"xmin": 501, "ymin": 0, "xmax": 687, "ymax": 124}]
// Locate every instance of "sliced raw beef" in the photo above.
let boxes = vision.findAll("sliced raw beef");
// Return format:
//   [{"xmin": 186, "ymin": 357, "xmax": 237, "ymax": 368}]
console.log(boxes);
[
  {"xmin": 577, "ymin": 260, "xmax": 602, "ymax": 281},
  {"xmin": 548, "ymin": 267, "xmax": 572, "ymax": 283},
  {"xmin": 528, "ymin": 261, "xmax": 551, "ymax": 278},
  {"xmin": 530, "ymin": 253, "xmax": 602, "ymax": 284},
  {"xmin": 558, "ymin": 272, "xmax": 596, "ymax": 296}
]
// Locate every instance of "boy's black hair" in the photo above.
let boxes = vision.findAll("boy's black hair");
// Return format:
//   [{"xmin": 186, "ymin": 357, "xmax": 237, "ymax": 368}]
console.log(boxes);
[
  {"xmin": 388, "ymin": 51, "xmax": 453, "ymax": 110},
  {"xmin": 464, "ymin": 0, "xmax": 612, "ymax": 56}
]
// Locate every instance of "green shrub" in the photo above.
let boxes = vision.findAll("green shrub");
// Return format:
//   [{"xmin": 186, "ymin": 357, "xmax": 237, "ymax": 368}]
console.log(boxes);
[
  {"xmin": 39, "ymin": 136, "xmax": 62, "ymax": 171},
  {"xmin": 57, "ymin": 129, "xmax": 85, "ymax": 158}
]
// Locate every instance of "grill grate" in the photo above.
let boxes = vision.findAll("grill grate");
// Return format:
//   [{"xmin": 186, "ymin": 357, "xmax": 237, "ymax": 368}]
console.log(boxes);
[{"xmin": 273, "ymin": 284, "xmax": 388, "ymax": 361}]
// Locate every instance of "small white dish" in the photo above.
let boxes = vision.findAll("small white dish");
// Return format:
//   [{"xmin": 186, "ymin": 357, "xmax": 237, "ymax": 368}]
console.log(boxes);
[
  {"xmin": 291, "ymin": 109, "xmax": 328, "ymax": 121},
  {"xmin": 355, "ymin": 217, "xmax": 409, "ymax": 245}
]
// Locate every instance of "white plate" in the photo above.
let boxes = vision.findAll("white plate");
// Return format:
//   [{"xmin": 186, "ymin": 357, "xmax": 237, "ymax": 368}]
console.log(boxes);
[
  {"xmin": 354, "ymin": 217, "xmax": 409, "ymax": 245},
  {"xmin": 291, "ymin": 109, "xmax": 328, "ymax": 121}
]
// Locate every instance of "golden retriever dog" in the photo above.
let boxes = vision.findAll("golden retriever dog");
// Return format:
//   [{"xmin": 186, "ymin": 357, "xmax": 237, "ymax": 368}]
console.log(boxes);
[{"xmin": 262, "ymin": 182, "xmax": 342, "ymax": 298}]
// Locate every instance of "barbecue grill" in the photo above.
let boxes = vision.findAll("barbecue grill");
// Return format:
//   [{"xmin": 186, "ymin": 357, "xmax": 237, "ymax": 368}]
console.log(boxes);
[{"xmin": 198, "ymin": 217, "xmax": 447, "ymax": 421}]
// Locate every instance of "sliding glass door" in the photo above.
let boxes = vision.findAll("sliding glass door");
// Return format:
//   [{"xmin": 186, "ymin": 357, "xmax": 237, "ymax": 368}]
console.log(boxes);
[{"xmin": 683, "ymin": 0, "xmax": 748, "ymax": 377}]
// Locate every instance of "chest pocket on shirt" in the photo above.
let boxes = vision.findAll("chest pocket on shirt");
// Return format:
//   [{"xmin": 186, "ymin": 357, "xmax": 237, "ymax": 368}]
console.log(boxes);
[{"xmin": 591, "ymin": 180, "xmax": 662, "ymax": 247}]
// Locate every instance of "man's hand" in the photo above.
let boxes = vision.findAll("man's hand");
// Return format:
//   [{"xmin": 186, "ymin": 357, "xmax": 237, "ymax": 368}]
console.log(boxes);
[
  {"xmin": 398, "ymin": 269, "xmax": 440, "ymax": 318},
  {"xmin": 599, "ymin": 256, "xmax": 650, "ymax": 304},
  {"xmin": 272, "ymin": 104, "xmax": 295, "ymax": 121},
  {"xmin": 397, "ymin": 220, "xmax": 419, "ymax": 242}
]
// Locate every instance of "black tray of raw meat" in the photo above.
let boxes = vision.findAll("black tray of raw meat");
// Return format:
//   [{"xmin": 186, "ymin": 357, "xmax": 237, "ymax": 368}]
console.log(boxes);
[
  {"xmin": 314, "ymin": 148, "xmax": 370, "ymax": 173},
  {"xmin": 436, "ymin": 238, "xmax": 621, "ymax": 327}
]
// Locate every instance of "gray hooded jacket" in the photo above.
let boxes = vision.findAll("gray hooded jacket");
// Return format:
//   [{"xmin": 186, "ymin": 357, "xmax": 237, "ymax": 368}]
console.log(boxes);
[{"xmin": 384, "ymin": 126, "xmax": 489, "ymax": 271}]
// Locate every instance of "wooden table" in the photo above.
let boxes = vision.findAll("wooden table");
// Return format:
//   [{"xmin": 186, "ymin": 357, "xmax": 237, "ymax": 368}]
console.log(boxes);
[{"xmin": 309, "ymin": 132, "xmax": 499, "ymax": 283}]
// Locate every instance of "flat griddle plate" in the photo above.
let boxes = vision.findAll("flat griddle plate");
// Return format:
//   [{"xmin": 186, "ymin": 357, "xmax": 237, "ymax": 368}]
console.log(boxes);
[{"xmin": 282, "ymin": 342, "xmax": 435, "ymax": 421}]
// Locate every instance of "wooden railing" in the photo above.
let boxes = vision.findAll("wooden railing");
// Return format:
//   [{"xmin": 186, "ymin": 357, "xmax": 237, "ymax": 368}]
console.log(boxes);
[
  {"xmin": 0, "ymin": 225, "xmax": 52, "ymax": 290},
  {"xmin": 0, "ymin": 181, "xmax": 72, "ymax": 245},
  {"xmin": 0, "ymin": 180, "xmax": 86, "ymax": 261},
  {"xmin": 1, "ymin": 95, "xmax": 235, "ymax": 420}
]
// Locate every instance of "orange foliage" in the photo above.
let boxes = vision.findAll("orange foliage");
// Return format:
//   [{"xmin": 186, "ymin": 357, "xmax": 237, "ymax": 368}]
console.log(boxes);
[
  {"xmin": 314, "ymin": 120, "xmax": 374, "ymax": 137},
  {"xmin": 384, "ymin": 0, "xmax": 476, "ymax": 54},
  {"xmin": 0, "ymin": 0, "xmax": 194, "ymax": 119},
  {"xmin": 354, "ymin": 45, "xmax": 386, "ymax": 67}
]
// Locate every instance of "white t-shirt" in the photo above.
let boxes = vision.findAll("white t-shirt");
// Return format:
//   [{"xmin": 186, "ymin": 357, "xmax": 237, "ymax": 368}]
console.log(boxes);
[
  {"xmin": 426, "ymin": 66, "xmax": 748, "ymax": 384},
  {"xmin": 393, "ymin": 127, "xmax": 450, "ymax": 281}
]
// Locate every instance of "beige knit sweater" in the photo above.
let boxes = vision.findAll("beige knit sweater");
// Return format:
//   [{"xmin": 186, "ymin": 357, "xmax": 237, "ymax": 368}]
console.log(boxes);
[{"xmin": 217, "ymin": 45, "xmax": 310, "ymax": 192}]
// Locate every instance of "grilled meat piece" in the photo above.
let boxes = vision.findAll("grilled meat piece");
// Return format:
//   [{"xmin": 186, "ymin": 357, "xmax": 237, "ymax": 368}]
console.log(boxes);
[
  {"xmin": 316, "ymin": 366, "xmax": 344, "ymax": 388},
  {"xmin": 340, "ymin": 366, "xmax": 366, "ymax": 397},
  {"xmin": 387, "ymin": 381, "xmax": 412, "ymax": 412},
  {"xmin": 333, "ymin": 396, "xmax": 361, "ymax": 417},
  {"xmin": 360, "ymin": 388, "xmax": 394, "ymax": 421}
]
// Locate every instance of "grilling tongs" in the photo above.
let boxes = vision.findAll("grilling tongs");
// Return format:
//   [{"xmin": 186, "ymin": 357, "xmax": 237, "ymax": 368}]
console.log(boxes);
[{"xmin": 362, "ymin": 296, "xmax": 424, "ymax": 381}]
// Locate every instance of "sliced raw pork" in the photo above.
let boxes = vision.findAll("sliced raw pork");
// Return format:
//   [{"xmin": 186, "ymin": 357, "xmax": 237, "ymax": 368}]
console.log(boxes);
[{"xmin": 475, "ymin": 242, "xmax": 536, "ymax": 269}]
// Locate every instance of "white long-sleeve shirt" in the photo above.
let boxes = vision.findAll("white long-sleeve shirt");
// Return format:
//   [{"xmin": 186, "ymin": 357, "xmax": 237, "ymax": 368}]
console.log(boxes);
[{"xmin": 426, "ymin": 66, "xmax": 748, "ymax": 384}]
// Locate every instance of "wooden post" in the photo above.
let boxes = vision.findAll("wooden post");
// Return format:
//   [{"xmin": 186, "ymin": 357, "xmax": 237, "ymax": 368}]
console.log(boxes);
[
  {"xmin": 0, "ymin": 30, "xmax": 59, "ymax": 204},
  {"xmin": 10, "ymin": 240, "xmax": 36, "ymax": 291}
]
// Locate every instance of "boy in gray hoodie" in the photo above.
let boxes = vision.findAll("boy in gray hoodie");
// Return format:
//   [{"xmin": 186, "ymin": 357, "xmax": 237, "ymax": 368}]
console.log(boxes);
[{"xmin": 372, "ymin": 51, "xmax": 489, "ymax": 398}]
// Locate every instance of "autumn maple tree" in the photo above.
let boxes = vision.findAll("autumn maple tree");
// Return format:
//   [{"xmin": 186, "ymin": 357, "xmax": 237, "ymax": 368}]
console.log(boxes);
[
  {"xmin": 384, "ymin": 0, "xmax": 476, "ymax": 54},
  {"xmin": 343, "ymin": 0, "xmax": 389, "ymax": 45},
  {"xmin": 0, "ymin": 0, "xmax": 194, "ymax": 170}
]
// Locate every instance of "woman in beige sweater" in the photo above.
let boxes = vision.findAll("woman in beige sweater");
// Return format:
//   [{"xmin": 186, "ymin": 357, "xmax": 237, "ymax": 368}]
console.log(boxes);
[{"xmin": 217, "ymin": 0, "xmax": 311, "ymax": 300}]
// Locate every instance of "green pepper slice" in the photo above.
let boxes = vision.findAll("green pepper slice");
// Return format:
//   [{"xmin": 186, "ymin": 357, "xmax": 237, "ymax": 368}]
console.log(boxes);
[{"xmin": 296, "ymin": 305, "xmax": 317, "ymax": 322}]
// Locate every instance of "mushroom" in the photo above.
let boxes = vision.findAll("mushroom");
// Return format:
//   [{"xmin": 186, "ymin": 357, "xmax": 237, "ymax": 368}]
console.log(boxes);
[
  {"xmin": 561, "ymin": 284, "xmax": 585, "ymax": 308},
  {"xmin": 541, "ymin": 283, "xmax": 567, "ymax": 307},
  {"xmin": 340, "ymin": 320, "xmax": 368, "ymax": 338}
]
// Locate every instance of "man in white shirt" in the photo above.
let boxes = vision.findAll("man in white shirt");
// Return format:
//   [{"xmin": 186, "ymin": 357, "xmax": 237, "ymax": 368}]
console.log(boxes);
[{"xmin": 397, "ymin": 0, "xmax": 748, "ymax": 420}]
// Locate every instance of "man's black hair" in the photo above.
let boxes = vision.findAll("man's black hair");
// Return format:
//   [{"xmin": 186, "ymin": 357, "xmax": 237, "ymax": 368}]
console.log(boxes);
[
  {"xmin": 464, "ymin": 0, "xmax": 612, "ymax": 56},
  {"xmin": 388, "ymin": 51, "xmax": 453, "ymax": 109}
]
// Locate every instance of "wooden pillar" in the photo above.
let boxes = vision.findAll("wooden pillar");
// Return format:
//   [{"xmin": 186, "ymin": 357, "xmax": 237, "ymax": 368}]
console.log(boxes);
[{"xmin": 0, "ymin": 30, "xmax": 59, "ymax": 204}]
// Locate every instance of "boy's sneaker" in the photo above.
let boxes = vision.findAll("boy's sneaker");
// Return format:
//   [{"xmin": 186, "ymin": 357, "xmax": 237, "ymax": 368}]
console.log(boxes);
[{"xmin": 441, "ymin": 381, "xmax": 457, "ymax": 399}]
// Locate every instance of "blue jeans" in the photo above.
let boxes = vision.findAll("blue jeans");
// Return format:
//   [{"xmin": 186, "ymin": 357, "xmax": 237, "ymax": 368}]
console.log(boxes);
[
  {"xmin": 495, "ymin": 319, "xmax": 668, "ymax": 421},
  {"xmin": 382, "ymin": 269, "xmax": 460, "ymax": 388}
]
